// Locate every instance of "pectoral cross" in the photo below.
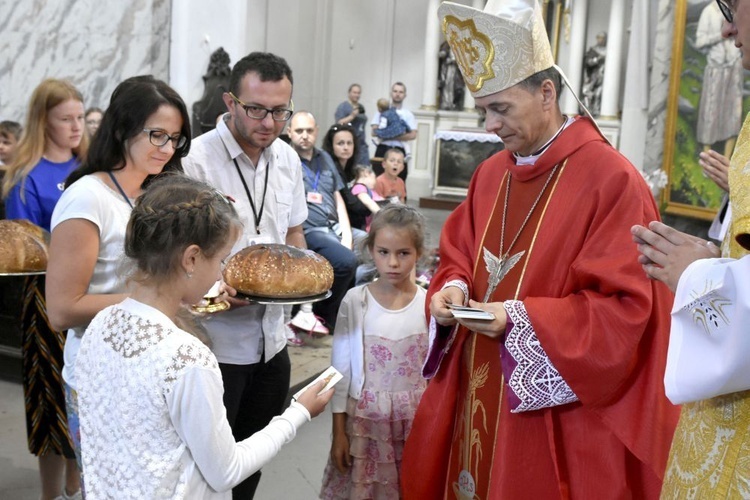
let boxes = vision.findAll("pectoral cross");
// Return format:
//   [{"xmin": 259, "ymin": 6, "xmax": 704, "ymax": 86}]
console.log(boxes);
[{"xmin": 482, "ymin": 247, "xmax": 525, "ymax": 302}]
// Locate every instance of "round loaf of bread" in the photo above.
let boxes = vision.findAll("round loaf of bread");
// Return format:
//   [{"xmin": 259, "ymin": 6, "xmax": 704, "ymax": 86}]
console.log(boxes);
[
  {"xmin": 0, "ymin": 219, "xmax": 49, "ymax": 273},
  {"xmin": 223, "ymin": 244, "xmax": 334, "ymax": 298}
]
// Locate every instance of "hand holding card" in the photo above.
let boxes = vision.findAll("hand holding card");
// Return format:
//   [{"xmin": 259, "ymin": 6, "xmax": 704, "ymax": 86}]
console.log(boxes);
[{"xmin": 293, "ymin": 366, "xmax": 342, "ymax": 401}]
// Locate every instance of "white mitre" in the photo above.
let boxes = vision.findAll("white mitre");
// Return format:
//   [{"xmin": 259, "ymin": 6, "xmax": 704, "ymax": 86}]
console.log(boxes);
[{"xmin": 438, "ymin": 0, "xmax": 554, "ymax": 97}]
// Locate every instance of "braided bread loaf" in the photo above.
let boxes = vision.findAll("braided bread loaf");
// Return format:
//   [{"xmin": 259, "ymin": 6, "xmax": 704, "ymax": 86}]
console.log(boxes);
[
  {"xmin": 223, "ymin": 244, "xmax": 333, "ymax": 298},
  {"xmin": 0, "ymin": 219, "xmax": 49, "ymax": 273}
]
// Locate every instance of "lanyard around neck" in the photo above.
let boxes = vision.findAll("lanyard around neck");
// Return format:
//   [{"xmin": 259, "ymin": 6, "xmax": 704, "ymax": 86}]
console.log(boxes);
[
  {"xmin": 108, "ymin": 171, "xmax": 133, "ymax": 208},
  {"xmin": 232, "ymin": 158, "xmax": 269, "ymax": 234},
  {"xmin": 302, "ymin": 159, "xmax": 322, "ymax": 191}
]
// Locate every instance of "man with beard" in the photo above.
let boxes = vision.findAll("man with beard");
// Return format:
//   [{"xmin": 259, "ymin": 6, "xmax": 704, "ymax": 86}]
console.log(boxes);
[{"xmin": 182, "ymin": 51, "xmax": 306, "ymax": 499}]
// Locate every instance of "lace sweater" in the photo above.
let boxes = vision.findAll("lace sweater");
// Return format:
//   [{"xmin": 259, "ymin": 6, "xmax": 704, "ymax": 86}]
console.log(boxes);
[{"xmin": 76, "ymin": 298, "xmax": 310, "ymax": 499}]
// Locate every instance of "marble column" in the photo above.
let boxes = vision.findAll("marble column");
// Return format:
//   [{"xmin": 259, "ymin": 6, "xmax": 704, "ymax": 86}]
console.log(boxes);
[
  {"xmin": 561, "ymin": 0, "xmax": 589, "ymax": 116},
  {"xmin": 600, "ymin": 0, "xmax": 626, "ymax": 118},
  {"xmin": 422, "ymin": 0, "xmax": 441, "ymax": 109}
]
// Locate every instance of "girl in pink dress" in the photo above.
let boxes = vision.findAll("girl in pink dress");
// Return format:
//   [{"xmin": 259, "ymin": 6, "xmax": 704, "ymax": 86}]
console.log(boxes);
[{"xmin": 321, "ymin": 205, "xmax": 428, "ymax": 499}]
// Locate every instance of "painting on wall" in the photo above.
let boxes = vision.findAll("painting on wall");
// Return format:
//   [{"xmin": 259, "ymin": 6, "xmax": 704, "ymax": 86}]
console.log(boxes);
[
  {"xmin": 434, "ymin": 137, "xmax": 504, "ymax": 195},
  {"xmin": 662, "ymin": 0, "xmax": 748, "ymax": 220}
]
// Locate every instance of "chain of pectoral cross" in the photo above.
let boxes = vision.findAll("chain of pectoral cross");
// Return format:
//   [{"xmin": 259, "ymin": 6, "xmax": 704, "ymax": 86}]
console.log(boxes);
[{"xmin": 482, "ymin": 164, "xmax": 560, "ymax": 302}]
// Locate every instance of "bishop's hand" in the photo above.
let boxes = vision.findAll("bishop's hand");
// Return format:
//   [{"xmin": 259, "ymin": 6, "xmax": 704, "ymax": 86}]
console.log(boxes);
[
  {"xmin": 454, "ymin": 300, "xmax": 507, "ymax": 339},
  {"xmin": 430, "ymin": 286, "xmax": 465, "ymax": 326}
]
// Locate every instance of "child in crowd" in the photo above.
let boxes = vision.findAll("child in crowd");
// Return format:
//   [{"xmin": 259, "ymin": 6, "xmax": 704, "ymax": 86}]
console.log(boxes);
[
  {"xmin": 0, "ymin": 120, "xmax": 23, "ymax": 219},
  {"xmin": 84, "ymin": 107, "xmax": 103, "ymax": 139},
  {"xmin": 3, "ymin": 79, "xmax": 87, "ymax": 500},
  {"xmin": 75, "ymin": 175, "xmax": 333, "ymax": 498},
  {"xmin": 349, "ymin": 164, "xmax": 385, "ymax": 232},
  {"xmin": 373, "ymin": 98, "xmax": 410, "ymax": 142},
  {"xmin": 375, "ymin": 148, "xmax": 407, "ymax": 203},
  {"xmin": 320, "ymin": 204, "xmax": 428, "ymax": 499},
  {"xmin": 0, "ymin": 120, "xmax": 22, "ymax": 166}
]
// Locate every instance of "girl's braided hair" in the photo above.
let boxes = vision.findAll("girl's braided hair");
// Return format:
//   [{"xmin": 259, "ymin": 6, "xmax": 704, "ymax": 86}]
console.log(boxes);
[{"xmin": 125, "ymin": 174, "xmax": 241, "ymax": 279}]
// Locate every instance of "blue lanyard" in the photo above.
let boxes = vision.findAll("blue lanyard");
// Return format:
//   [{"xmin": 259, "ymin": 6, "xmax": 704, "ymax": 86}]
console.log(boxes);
[
  {"xmin": 302, "ymin": 160, "xmax": 321, "ymax": 192},
  {"xmin": 108, "ymin": 171, "xmax": 133, "ymax": 208}
]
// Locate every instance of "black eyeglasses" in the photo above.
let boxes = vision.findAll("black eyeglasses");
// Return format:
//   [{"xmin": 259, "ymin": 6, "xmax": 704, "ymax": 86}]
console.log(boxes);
[
  {"xmin": 717, "ymin": 0, "xmax": 734, "ymax": 23},
  {"xmin": 228, "ymin": 92, "xmax": 294, "ymax": 122},
  {"xmin": 142, "ymin": 129, "xmax": 187, "ymax": 149}
]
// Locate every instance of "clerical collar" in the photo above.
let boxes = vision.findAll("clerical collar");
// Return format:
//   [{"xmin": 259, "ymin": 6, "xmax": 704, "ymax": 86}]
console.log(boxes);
[{"xmin": 514, "ymin": 116, "xmax": 574, "ymax": 166}]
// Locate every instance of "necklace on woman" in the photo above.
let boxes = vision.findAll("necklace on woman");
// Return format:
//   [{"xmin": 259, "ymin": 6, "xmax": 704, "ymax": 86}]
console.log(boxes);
[
  {"xmin": 108, "ymin": 171, "xmax": 134, "ymax": 208},
  {"xmin": 482, "ymin": 164, "xmax": 559, "ymax": 302}
]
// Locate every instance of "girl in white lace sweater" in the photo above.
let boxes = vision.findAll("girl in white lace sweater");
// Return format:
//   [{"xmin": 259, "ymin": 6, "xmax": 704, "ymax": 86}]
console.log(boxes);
[{"xmin": 75, "ymin": 175, "xmax": 333, "ymax": 499}]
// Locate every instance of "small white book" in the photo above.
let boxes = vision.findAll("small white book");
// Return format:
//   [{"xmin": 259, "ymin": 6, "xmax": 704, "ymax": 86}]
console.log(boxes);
[{"xmin": 292, "ymin": 366, "xmax": 343, "ymax": 401}]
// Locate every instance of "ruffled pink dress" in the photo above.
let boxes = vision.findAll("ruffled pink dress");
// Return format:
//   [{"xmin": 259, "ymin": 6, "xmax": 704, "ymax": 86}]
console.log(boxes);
[{"xmin": 320, "ymin": 308, "xmax": 427, "ymax": 499}]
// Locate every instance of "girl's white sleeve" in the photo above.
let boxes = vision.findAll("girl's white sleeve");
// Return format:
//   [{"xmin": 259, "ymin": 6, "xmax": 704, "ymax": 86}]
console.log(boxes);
[
  {"xmin": 168, "ymin": 366, "xmax": 311, "ymax": 492},
  {"xmin": 331, "ymin": 294, "xmax": 353, "ymax": 413}
]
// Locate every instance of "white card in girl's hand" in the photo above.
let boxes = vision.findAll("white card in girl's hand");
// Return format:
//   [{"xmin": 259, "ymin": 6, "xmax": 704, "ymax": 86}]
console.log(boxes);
[
  {"xmin": 292, "ymin": 366, "xmax": 342, "ymax": 401},
  {"xmin": 447, "ymin": 303, "xmax": 496, "ymax": 321}
]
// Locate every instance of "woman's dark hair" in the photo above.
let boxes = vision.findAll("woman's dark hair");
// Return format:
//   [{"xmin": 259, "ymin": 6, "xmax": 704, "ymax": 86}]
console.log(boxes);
[
  {"xmin": 322, "ymin": 123, "xmax": 359, "ymax": 183},
  {"xmin": 125, "ymin": 174, "xmax": 241, "ymax": 280},
  {"xmin": 66, "ymin": 75, "xmax": 191, "ymax": 188}
]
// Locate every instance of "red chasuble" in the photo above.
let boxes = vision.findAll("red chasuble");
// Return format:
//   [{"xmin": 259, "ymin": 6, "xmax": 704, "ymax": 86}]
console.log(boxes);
[{"xmin": 402, "ymin": 118, "xmax": 679, "ymax": 499}]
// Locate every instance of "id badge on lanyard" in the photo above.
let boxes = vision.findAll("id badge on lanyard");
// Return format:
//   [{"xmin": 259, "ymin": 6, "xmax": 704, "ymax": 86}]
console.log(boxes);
[{"xmin": 303, "ymin": 162, "xmax": 323, "ymax": 204}]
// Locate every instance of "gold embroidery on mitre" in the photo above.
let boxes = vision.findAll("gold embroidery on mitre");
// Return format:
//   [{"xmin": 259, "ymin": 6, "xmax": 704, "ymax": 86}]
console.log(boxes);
[{"xmin": 442, "ymin": 15, "xmax": 495, "ymax": 93}]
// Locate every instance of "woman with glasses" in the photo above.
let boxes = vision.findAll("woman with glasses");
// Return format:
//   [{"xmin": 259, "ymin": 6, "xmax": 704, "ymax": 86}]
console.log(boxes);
[
  {"xmin": 2, "ymin": 78, "xmax": 88, "ymax": 500},
  {"xmin": 45, "ymin": 75, "xmax": 190, "ymax": 466}
]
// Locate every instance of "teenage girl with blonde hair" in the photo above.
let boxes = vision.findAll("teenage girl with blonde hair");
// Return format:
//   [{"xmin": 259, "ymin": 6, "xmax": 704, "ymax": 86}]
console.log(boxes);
[{"xmin": 3, "ymin": 78, "xmax": 88, "ymax": 500}]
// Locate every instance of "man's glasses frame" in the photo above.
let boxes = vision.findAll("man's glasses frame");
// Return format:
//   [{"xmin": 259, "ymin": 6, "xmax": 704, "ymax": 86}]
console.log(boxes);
[
  {"xmin": 142, "ymin": 128, "xmax": 187, "ymax": 149},
  {"xmin": 717, "ymin": 0, "xmax": 735, "ymax": 24},
  {"xmin": 228, "ymin": 92, "xmax": 294, "ymax": 122}
]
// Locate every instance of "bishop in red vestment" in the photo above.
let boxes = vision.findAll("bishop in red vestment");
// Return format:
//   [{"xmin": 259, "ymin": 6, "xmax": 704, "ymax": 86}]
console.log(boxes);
[{"xmin": 402, "ymin": 2, "xmax": 679, "ymax": 498}]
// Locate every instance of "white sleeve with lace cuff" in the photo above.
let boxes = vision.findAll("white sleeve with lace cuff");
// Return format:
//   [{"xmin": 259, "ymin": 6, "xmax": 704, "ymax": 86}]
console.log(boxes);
[{"xmin": 502, "ymin": 300, "xmax": 578, "ymax": 413}]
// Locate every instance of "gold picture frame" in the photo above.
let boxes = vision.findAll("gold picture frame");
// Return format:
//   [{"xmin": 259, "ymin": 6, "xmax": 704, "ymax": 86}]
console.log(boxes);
[
  {"xmin": 661, "ymin": 0, "xmax": 743, "ymax": 220},
  {"xmin": 542, "ymin": 0, "xmax": 563, "ymax": 61}
]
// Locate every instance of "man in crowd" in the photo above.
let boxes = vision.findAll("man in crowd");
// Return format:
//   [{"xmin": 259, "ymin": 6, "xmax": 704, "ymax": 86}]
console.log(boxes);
[
  {"xmin": 370, "ymin": 81, "xmax": 416, "ymax": 180},
  {"xmin": 182, "ymin": 51, "xmax": 306, "ymax": 499},
  {"xmin": 288, "ymin": 111, "xmax": 358, "ymax": 331},
  {"xmin": 401, "ymin": 1, "xmax": 679, "ymax": 498}
]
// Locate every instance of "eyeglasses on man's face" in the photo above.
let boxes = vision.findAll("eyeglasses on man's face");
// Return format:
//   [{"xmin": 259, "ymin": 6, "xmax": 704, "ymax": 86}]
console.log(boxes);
[
  {"xmin": 228, "ymin": 92, "xmax": 293, "ymax": 122},
  {"xmin": 717, "ymin": 0, "xmax": 735, "ymax": 24},
  {"xmin": 142, "ymin": 128, "xmax": 187, "ymax": 149}
]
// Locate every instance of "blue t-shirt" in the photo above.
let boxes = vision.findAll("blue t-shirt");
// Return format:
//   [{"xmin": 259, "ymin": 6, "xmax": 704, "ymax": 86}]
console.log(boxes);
[
  {"xmin": 300, "ymin": 149, "xmax": 345, "ymax": 231},
  {"xmin": 5, "ymin": 156, "xmax": 79, "ymax": 231}
]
